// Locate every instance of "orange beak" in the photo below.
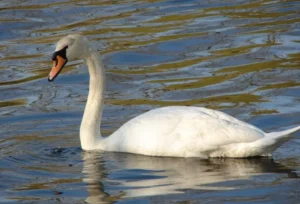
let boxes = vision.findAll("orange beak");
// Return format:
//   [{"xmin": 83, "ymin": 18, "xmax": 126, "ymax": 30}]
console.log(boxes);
[{"xmin": 48, "ymin": 55, "xmax": 67, "ymax": 81}]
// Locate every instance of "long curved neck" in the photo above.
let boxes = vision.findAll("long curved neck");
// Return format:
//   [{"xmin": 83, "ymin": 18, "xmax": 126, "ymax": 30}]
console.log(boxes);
[{"xmin": 80, "ymin": 50, "xmax": 105, "ymax": 150}]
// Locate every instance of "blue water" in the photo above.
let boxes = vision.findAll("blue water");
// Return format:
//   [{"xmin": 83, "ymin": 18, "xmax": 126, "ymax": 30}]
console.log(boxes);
[{"xmin": 0, "ymin": 0, "xmax": 299, "ymax": 203}]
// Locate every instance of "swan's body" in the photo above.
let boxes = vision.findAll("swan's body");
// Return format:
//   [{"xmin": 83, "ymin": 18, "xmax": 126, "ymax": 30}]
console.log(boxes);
[{"xmin": 49, "ymin": 34, "xmax": 300, "ymax": 158}]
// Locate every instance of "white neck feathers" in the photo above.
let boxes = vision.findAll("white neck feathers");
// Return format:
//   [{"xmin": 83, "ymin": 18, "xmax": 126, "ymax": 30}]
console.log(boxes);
[{"xmin": 80, "ymin": 50, "xmax": 105, "ymax": 150}]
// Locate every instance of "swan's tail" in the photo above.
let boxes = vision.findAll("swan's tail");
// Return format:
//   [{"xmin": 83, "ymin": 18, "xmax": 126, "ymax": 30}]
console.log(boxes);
[
  {"xmin": 266, "ymin": 126, "xmax": 300, "ymax": 138},
  {"xmin": 258, "ymin": 126, "xmax": 300, "ymax": 155},
  {"xmin": 209, "ymin": 126, "xmax": 300, "ymax": 158}
]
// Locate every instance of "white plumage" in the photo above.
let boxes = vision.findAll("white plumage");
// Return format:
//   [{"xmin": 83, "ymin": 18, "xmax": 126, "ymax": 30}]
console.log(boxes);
[{"xmin": 49, "ymin": 34, "xmax": 300, "ymax": 158}]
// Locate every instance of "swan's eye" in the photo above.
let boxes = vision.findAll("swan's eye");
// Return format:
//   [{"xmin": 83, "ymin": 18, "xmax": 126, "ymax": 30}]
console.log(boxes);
[{"xmin": 52, "ymin": 46, "xmax": 68, "ymax": 61}]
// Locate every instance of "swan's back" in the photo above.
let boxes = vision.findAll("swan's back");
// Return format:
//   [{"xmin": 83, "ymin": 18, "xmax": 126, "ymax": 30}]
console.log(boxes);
[{"xmin": 103, "ymin": 106, "xmax": 265, "ymax": 157}]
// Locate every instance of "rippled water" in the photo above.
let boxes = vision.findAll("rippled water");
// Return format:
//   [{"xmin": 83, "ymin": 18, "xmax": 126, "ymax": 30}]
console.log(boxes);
[{"xmin": 0, "ymin": 0, "xmax": 300, "ymax": 203}]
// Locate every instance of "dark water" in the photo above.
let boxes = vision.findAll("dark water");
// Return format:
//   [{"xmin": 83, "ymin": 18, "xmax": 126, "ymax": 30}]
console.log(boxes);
[{"xmin": 0, "ymin": 0, "xmax": 300, "ymax": 203}]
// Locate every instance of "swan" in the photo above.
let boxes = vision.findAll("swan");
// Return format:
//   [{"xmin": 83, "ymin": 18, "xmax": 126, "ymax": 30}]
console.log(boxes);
[{"xmin": 48, "ymin": 34, "xmax": 300, "ymax": 158}]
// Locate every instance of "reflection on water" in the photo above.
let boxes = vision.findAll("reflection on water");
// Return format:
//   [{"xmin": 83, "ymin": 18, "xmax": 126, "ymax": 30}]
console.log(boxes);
[
  {"xmin": 82, "ymin": 152, "xmax": 299, "ymax": 203},
  {"xmin": 0, "ymin": 0, "xmax": 300, "ymax": 203}
]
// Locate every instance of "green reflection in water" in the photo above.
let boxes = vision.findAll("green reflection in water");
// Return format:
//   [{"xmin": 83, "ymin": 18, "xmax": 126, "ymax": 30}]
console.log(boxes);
[
  {"xmin": 109, "ymin": 93, "xmax": 266, "ymax": 106},
  {"xmin": 251, "ymin": 109, "xmax": 279, "ymax": 115},
  {"xmin": 0, "ymin": 99, "xmax": 27, "ymax": 108}
]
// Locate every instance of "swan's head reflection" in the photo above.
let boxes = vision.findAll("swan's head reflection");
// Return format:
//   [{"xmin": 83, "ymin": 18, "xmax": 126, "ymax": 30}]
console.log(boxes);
[{"xmin": 82, "ymin": 152, "xmax": 297, "ymax": 203}]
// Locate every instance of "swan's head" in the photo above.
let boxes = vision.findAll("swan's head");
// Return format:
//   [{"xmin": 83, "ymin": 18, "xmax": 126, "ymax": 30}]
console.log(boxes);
[{"xmin": 48, "ymin": 34, "xmax": 90, "ymax": 81}]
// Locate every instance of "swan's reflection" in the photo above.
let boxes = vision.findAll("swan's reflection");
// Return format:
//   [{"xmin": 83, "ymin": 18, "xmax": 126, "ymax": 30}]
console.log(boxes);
[{"xmin": 82, "ymin": 152, "xmax": 297, "ymax": 203}]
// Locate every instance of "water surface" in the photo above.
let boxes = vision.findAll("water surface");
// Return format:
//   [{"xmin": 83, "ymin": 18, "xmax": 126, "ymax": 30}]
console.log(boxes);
[{"xmin": 0, "ymin": 0, "xmax": 300, "ymax": 203}]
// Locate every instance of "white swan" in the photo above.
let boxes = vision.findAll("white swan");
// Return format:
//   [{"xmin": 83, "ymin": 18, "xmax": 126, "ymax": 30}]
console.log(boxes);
[{"xmin": 48, "ymin": 34, "xmax": 300, "ymax": 158}]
